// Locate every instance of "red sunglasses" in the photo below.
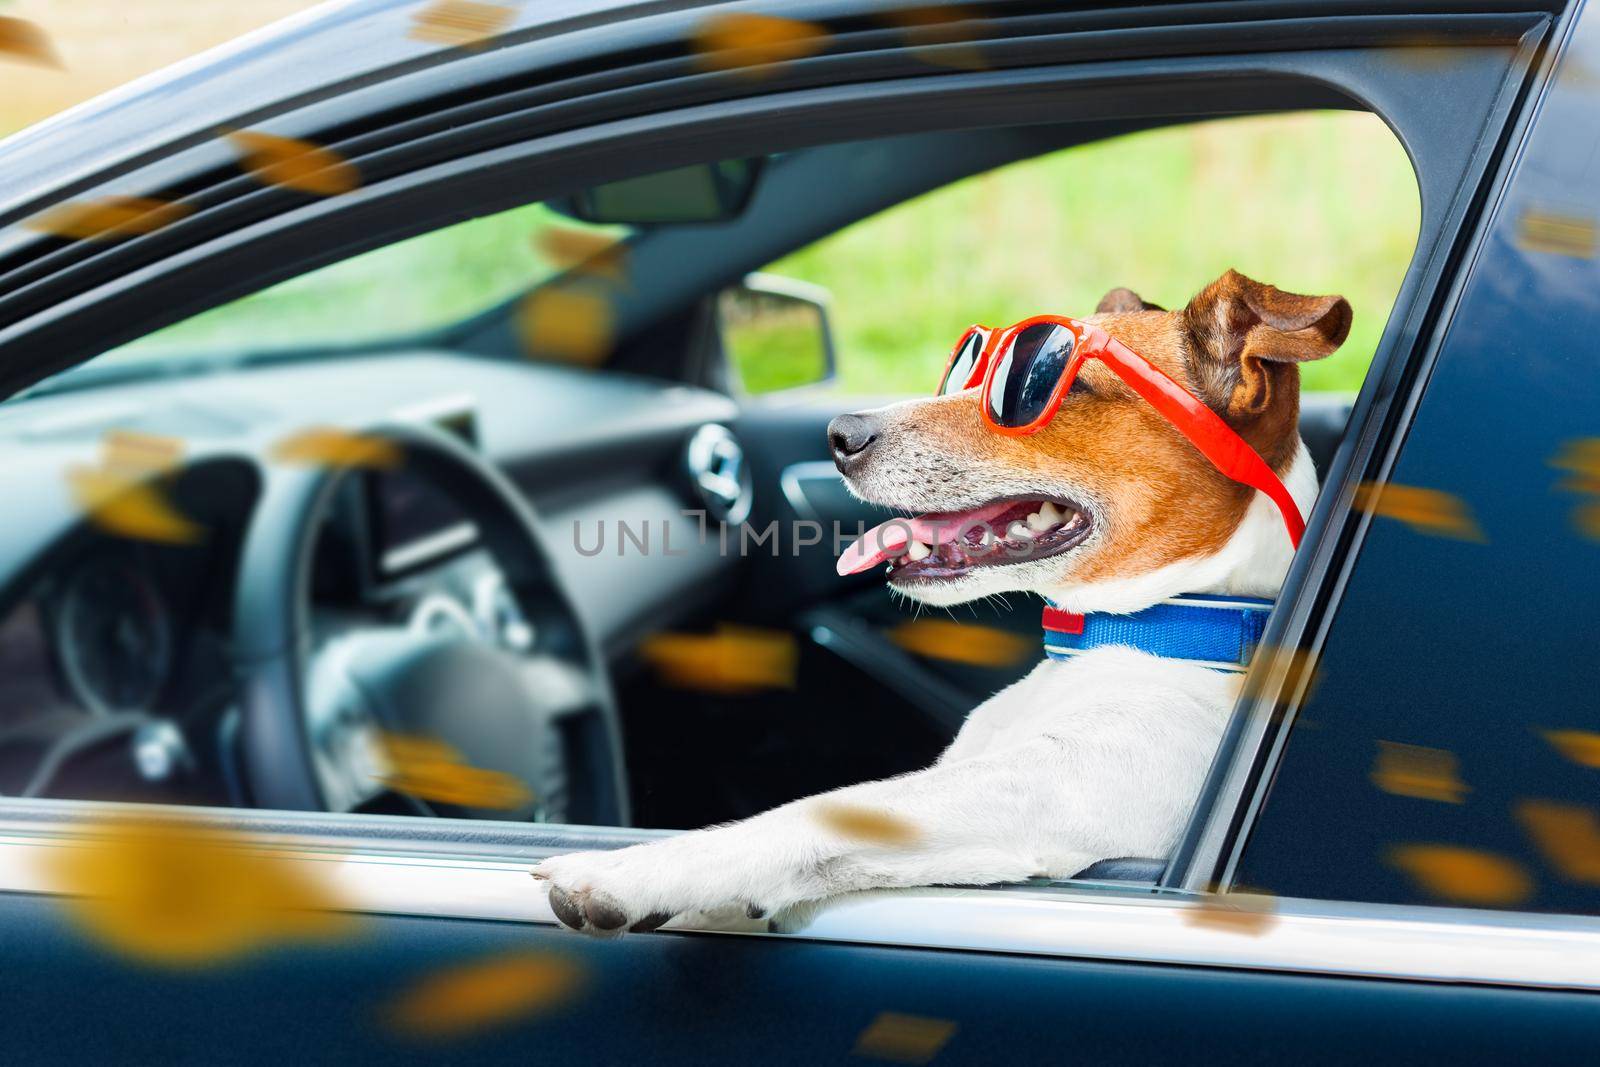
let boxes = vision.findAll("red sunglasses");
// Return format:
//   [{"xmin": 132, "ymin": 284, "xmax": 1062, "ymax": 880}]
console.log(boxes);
[{"xmin": 937, "ymin": 315, "xmax": 1305, "ymax": 547}]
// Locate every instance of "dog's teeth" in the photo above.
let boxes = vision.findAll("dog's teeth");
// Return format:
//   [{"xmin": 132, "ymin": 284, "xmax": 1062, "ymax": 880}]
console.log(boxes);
[
  {"xmin": 980, "ymin": 528, "xmax": 996, "ymax": 546},
  {"xmin": 907, "ymin": 540, "xmax": 932, "ymax": 561},
  {"xmin": 1007, "ymin": 521, "xmax": 1032, "ymax": 541},
  {"xmin": 1038, "ymin": 502, "xmax": 1064, "ymax": 526},
  {"xmin": 1026, "ymin": 510, "xmax": 1051, "ymax": 532}
]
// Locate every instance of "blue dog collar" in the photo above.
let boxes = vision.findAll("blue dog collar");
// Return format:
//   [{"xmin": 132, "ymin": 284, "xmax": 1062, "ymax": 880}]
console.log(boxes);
[{"xmin": 1041, "ymin": 594, "xmax": 1273, "ymax": 673}]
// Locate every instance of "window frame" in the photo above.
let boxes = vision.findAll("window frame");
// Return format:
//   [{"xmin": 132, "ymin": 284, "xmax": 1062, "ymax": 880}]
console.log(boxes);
[{"xmin": 0, "ymin": 7, "xmax": 1572, "ymax": 973}]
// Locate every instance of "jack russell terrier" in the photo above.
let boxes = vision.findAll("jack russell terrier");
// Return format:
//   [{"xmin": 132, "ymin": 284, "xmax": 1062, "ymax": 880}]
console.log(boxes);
[{"xmin": 534, "ymin": 269, "xmax": 1350, "ymax": 934}]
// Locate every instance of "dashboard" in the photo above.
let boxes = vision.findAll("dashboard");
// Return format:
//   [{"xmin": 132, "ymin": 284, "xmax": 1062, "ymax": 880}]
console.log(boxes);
[{"xmin": 0, "ymin": 350, "xmax": 741, "ymax": 805}]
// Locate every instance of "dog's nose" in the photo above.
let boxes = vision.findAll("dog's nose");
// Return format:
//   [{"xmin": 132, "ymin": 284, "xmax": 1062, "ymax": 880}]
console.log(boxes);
[{"xmin": 828, "ymin": 412, "xmax": 881, "ymax": 468}]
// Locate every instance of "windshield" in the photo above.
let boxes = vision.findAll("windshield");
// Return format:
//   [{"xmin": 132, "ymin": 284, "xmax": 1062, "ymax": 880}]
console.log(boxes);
[{"xmin": 64, "ymin": 202, "xmax": 630, "ymax": 379}]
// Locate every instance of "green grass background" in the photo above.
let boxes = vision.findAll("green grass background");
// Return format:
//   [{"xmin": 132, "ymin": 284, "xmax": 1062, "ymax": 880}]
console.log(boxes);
[
  {"xmin": 764, "ymin": 110, "xmax": 1419, "ymax": 395},
  {"xmin": 120, "ymin": 111, "xmax": 1418, "ymax": 396}
]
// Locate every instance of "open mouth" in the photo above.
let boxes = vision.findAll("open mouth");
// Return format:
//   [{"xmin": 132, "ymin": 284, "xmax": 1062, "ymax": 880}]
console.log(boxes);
[{"xmin": 837, "ymin": 496, "xmax": 1092, "ymax": 582}]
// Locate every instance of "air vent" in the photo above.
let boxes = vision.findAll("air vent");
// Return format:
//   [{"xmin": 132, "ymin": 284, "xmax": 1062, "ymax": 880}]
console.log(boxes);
[{"xmin": 685, "ymin": 424, "xmax": 752, "ymax": 525}]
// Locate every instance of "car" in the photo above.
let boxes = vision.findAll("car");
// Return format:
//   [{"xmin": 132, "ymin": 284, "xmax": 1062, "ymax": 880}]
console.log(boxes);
[{"xmin": 0, "ymin": 0, "xmax": 1596, "ymax": 1061}]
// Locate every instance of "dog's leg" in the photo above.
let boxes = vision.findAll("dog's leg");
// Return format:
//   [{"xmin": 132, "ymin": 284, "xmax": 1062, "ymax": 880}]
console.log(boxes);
[{"xmin": 532, "ymin": 737, "xmax": 1104, "ymax": 935}]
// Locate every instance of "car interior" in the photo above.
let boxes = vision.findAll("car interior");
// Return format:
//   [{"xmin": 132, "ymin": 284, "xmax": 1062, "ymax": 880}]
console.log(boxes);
[{"xmin": 0, "ymin": 111, "xmax": 1400, "ymax": 886}]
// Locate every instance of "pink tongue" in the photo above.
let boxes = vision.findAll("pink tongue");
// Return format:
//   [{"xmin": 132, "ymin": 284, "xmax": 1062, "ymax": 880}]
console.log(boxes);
[{"xmin": 836, "ymin": 500, "xmax": 1022, "ymax": 576}]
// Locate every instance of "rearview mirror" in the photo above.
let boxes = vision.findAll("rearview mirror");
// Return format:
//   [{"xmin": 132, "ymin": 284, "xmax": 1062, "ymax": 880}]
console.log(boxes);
[
  {"xmin": 553, "ymin": 158, "xmax": 765, "ymax": 226},
  {"xmin": 718, "ymin": 273, "xmax": 836, "ymax": 395}
]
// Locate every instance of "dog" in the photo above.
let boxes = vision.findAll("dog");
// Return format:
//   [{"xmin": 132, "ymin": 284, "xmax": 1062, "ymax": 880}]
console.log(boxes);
[{"xmin": 533, "ymin": 269, "xmax": 1350, "ymax": 935}]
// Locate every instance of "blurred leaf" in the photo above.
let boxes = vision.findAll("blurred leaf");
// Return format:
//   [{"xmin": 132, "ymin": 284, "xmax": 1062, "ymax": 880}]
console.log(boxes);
[
  {"xmin": 0, "ymin": 15, "xmax": 62, "ymax": 68},
  {"xmin": 814, "ymin": 801, "xmax": 920, "ymax": 847},
  {"xmin": 1387, "ymin": 845, "xmax": 1532, "ymax": 906},
  {"xmin": 409, "ymin": 0, "xmax": 514, "ymax": 48},
  {"xmin": 1540, "ymin": 728, "xmax": 1600, "ymax": 768},
  {"xmin": 374, "ymin": 732, "xmax": 533, "ymax": 811},
  {"xmin": 227, "ymin": 130, "xmax": 360, "ymax": 196},
  {"xmin": 638, "ymin": 624, "xmax": 798, "ymax": 694},
  {"xmin": 514, "ymin": 287, "xmax": 615, "ymax": 366},
  {"xmin": 1516, "ymin": 209, "xmax": 1597, "ymax": 259},
  {"xmin": 1516, "ymin": 800, "xmax": 1600, "ymax": 885},
  {"xmin": 386, "ymin": 951, "xmax": 585, "ymax": 1038},
  {"xmin": 40, "ymin": 817, "xmax": 355, "ymax": 967},
  {"xmin": 888, "ymin": 619, "xmax": 1031, "ymax": 667},
  {"xmin": 270, "ymin": 427, "xmax": 401, "ymax": 470},
  {"xmin": 692, "ymin": 13, "xmax": 828, "ymax": 73},
  {"xmin": 1353, "ymin": 482, "xmax": 1486, "ymax": 542},
  {"xmin": 25, "ymin": 196, "xmax": 191, "ymax": 241},
  {"xmin": 1238, "ymin": 642, "xmax": 1322, "ymax": 706},
  {"xmin": 534, "ymin": 228, "xmax": 630, "ymax": 285},
  {"xmin": 884, "ymin": 7, "xmax": 987, "ymax": 70},
  {"xmin": 1182, "ymin": 888, "xmax": 1278, "ymax": 936},
  {"xmin": 66, "ymin": 431, "xmax": 203, "ymax": 545},
  {"xmin": 852, "ymin": 1011, "xmax": 956, "ymax": 1065},
  {"xmin": 1370, "ymin": 740, "xmax": 1469, "ymax": 803},
  {"xmin": 1549, "ymin": 439, "xmax": 1600, "ymax": 540}
]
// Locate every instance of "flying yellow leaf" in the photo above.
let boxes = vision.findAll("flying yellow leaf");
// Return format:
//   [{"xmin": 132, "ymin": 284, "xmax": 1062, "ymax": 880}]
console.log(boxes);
[
  {"xmin": 534, "ymin": 228, "xmax": 630, "ymax": 285},
  {"xmin": 1182, "ymin": 888, "xmax": 1278, "ymax": 936},
  {"xmin": 1516, "ymin": 210, "xmax": 1597, "ymax": 259},
  {"xmin": 1516, "ymin": 800, "xmax": 1600, "ymax": 885},
  {"xmin": 1549, "ymin": 439, "xmax": 1600, "ymax": 539},
  {"xmin": 888, "ymin": 619, "xmax": 1032, "ymax": 667},
  {"xmin": 692, "ymin": 13, "xmax": 828, "ymax": 73},
  {"xmin": 40, "ymin": 817, "xmax": 354, "ymax": 967},
  {"xmin": 386, "ymin": 951, "xmax": 586, "ymax": 1037},
  {"xmin": 227, "ymin": 130, "xmax": 360, "ymax": 197},
  {"xmin": 1238, "ymin": 643, "xmax": 1322, "ymax": 706},
  {"xmin": 813, "ymin": 801, "xmax": 919, "ymax": 847},
  {"xmin": 884, "ymin": 7, "xmax": 988, "ymax": 70},
  {"xmin": 26, "ymin": 196, "xmax": 191, "ymax": 241},
  {"xmin": 1370, "ymin": 741, "xmax": 1470, "ymax": 804},
  {"xmin": 514, "ymin": 287, "xmax": 615, "ymax": 366},
  {"xmin": 1353, "ymin": 482, "xmax": 1486, "ymax": 541},
  {"xmin": 0, "ymin": 16, "xmax": 63, "ymax": 69},
  {"xmin": 103, "ymin": 429, "xmax": 184, "ymax": 475},
  {"xmin": 1387, "ymin": 845, "xmax": 1532, "ymax": 906},
  {"xmin": 852, "ymin": 1012, "xmax": 957, "ymax": 1065},
  {"xmin": 270, "ymin": 427, "xmax": 401, "ymax": 470},
  {"xmin": 1540, "ymin": 728, "xmax": 1600, "ymax": 768},
  {"xmin": 409, "ymin": 0, "xmax": 514, "ymax": 48},
  {"xmin": 66, "ymin": 467, "xmax": 204, "ymax": 545},
  {"xmin": 374, "ymin": 732, "xmax": 533, "ymax": 811},
  {"xmin": 637, "ymin": 625, "xmax": 798, "ymax": 694}
]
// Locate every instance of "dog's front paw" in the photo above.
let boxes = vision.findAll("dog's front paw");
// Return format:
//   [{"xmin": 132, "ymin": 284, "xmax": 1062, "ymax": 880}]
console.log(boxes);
[
  {"xmin": 532, "ymin": 841, "xmax": 777, "ymax": 937},
  {"xmin": 531, "ymin": 851, "xmax": 673, "ymax": 936}
]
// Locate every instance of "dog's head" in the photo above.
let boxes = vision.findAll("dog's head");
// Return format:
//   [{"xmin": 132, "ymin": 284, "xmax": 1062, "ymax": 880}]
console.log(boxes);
[{"xmin": 831, "ymin": 270, "xmax": 1351, "ymax": 611}]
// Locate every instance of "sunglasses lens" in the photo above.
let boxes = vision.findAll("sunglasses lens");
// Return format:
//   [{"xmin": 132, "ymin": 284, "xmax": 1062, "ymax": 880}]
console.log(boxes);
[
  {"xmin": 939, "ymin": 330, "xmax": 985, "ymax": 395},
  {"xmin": 987, "ymin": 323, "xmax": 1075, "ymax": 427}
]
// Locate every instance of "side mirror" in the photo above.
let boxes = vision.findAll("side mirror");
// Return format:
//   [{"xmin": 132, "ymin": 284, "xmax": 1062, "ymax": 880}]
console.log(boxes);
[{"xmin": 717, "ymin": 273, "xmax": 836, "ymax": 396}]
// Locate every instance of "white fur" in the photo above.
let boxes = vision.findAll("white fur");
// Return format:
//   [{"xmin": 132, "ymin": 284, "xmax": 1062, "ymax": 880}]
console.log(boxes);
[{"xmin": 531, "ymin": 445, "xmax": 1318, "ymax": 935}]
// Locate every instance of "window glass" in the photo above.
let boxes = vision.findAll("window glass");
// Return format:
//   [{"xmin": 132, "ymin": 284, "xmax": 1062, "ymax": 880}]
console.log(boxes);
[
  {"xmin": 762, "ymin": 111, "xmax": 1417, "ymax": 395},
  {"xmin": 1236, "ymin": 78, "xmax": 1600, "ymax": 916},
  {"xmin": 95, "ymin": 203, "xmax": 628, "ymax": 365}
]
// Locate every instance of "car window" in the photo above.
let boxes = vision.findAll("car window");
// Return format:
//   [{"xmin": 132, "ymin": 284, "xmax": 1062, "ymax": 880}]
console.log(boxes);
[
  {"xmin": 86, "ymin": 203, "xmax": 629, "ymax": 367},
  {"xmin": 744, "ymin": 111, "xmax": 1416, "ymax": 396},
  {"xmin": 0, "ymin": 108, "xmax": 1418, "ymax": 894},
  {"xmin": 1235, "ymin": 69, "xmax": 1600, "ymax": 917}
]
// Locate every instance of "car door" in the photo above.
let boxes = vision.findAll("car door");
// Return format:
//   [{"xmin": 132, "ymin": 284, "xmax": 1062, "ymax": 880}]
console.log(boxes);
[{"xmin": 0, "ymin": 1, "xmax": 1593, "ymax": 1062}]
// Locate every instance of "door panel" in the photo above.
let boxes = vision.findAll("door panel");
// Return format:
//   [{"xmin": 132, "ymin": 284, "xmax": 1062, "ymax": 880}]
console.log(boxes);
[{"xmin": 4, "ymin": 893, "xmax": 1596, "ymax": 1062}]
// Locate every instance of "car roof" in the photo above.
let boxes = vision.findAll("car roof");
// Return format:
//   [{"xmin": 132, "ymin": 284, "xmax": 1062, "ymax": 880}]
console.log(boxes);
[{"xmin": 0, "ymin": 0, "xmax": 670, "ymax": 221}]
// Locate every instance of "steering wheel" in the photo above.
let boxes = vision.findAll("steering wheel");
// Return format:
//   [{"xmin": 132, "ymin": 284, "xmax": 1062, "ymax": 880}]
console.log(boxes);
[{"xmin": 232, "ymin": 422, "xmax": 629, "ymax": 825}]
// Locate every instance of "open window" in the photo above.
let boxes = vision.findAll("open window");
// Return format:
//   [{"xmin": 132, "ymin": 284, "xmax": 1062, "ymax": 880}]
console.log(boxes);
[{"xmin": 0, "ymin": 10, "xmax": 1551, "ymax": 960}]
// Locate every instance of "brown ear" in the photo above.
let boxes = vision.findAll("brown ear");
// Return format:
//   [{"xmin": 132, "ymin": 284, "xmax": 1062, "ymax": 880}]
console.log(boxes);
[
  {"xmin": 1095, "ymin": 287, "xmax": 1166, "ymax": 314},
  {"xmin": 1183, "ymin": 269, "xmax": 1351, "ymax": 420}
]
